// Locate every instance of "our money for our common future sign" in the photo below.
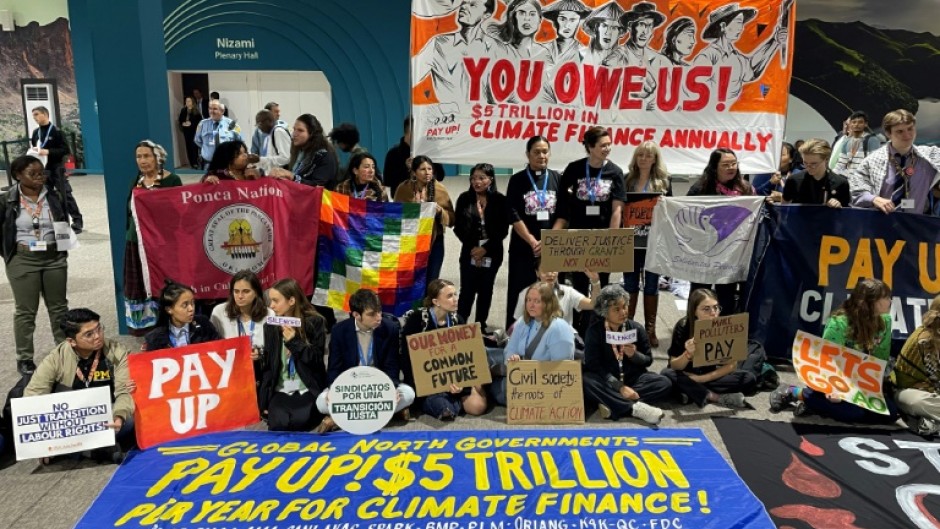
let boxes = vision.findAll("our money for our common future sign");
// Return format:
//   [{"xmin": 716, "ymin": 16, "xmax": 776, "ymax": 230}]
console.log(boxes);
[
  {"xmin": 791, "ymin": 330, "xmax": 890, "ymax": 414},
  {"xmin": 507, "ymin": 360, "xmax": 584, "ymax": 425},
  {"xmin": 11, "ymin": 386, "xmax": 115, "ymax": 460},
  {"xmin": 407, "ymin": 322, "xmax": 492, "ymax": 397},
  {"xmin": 541, "ymin": 228, "xmax": 634, "ymax": 272},
  {"xmin": 693, "ymin": 313, "xmax": 749, "ymax": 367}
]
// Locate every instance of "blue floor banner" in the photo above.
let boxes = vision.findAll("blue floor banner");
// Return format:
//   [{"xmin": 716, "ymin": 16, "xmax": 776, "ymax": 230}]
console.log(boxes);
[
  {"xmin": 713, "ymin": 417, "xmax": 939, "ymax": 528},
  {"xmin": 746, "ymin": 205, "xmax": 940, "ymax": 359},
  {"xmin": 76, "ymin": 429, "xmax": 774, "ymax": 529}
]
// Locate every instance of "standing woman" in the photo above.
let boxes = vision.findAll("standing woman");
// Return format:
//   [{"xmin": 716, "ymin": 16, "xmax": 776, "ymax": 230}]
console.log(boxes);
[
  {"xmin": 622, "ymin": 141, "xmax": 672, "ymax": 347},
  {"xmin": 178, "ymin": 97, "xmax": 201, "ymax": 168},
  {"xmin": 260, "ymin": 278, "xmax": 327, "ymax": 431},
  {"xmin": 662, "ymin": 288, "xmax": 761, "ymax": 409},
  {"xmin": 144, "ymin": 279, "xmax": 221, "ymax": 350},
  {"xmin": 335, "ymin": 152, "xmax": 387, "ymax": 201},
  {"xmin": 1, "ymin": 155, "xmax": 70, "ymax": 375},
  {"xmin": 268, "ymin": 114, "xmax": 339, "ymax": 188},
  {"xmin": 203, "ymin": 140, "xmax": 260, "ymax": 183},
  {"xmin": 770, "ymin": 278, "xmax": 900, "ymax": 424},
  {"xmin": 453, "ymin": 163, "xmax": 509, "ymax": 331},
  {"xmin": 394, "ymin": 156, "xmax": 455, "ymax": 284},
  {"xmin": 123, "ymin": 140, "xmax": 182, "ymax": 336},
  {"xmin": 504, "ymin": 136, "xmax": 561, "ymax": 328},
  {"xmin": 401, "ymin": 279, "xmax": 487, "ymax": 420},
  {"xmin": 687, "ymin": 148, "xmax": 754, "ymax": 314},
  {"xmin": 210, "ymin": 270, "xmax": 274, "ymax": 386},
  {"xmin": 554, "ymin": 126, "xmax": 626, "ymax": 334}
]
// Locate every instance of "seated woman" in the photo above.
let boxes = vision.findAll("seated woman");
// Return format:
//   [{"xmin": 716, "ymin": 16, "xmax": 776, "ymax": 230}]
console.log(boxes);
[
  {"xmin": 334, "ymin": 152, "xmax": 387, "ymax": 201},
  {"xmin": 203, "ymin": 140, "xmax": 261, "ymax": 183},
  {"xmin": 259, "ymin": 278, "xmax": 327, "ymax": 431},
  {"xmin": 210, "ymin": 270, "xmax": 274, "ymax": 389},
  {"xmin": 770, "ymin": 278, "xmax": 900, "ymax": 424},
  {"xmin": 492, "ymin": 282, "xmax": 576, "ymax": 406},
  {"xmin": 513, "ymin": 258, "xmax": 598, "ymax": 329},
  {"xmin": 583, "ymin": 285, "xmax": 671, "ymax": 425},
  {"xmin": 145, "ymin": 279, "xmax": 220, "ymax": 350},
  {"xmin": 893, "ymin": 294, "xmax": 940, "ymax": 436},
  {"xmin": 401, "ymin": 279, "xmax": 487, "ymax": 420},
  {"xmin": 661, "ymin": 288, "xmax": 760, "ymax": 409}
]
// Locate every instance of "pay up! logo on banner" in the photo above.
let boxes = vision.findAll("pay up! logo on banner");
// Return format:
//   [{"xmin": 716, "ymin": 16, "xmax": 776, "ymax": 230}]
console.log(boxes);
[
  {"xmin": 129, "ymin": 336, "xmax": 260, "ymax": 448},
  {"xmin": 411, "ymin": 0, "xmax": 794, "ymax": 174},
  {"xmin": 791, "ymin": 330, "xmax": 889, "ymax": 414},
  {"xmin": 693, "ymin": 313, "xmax": 749, "ymax": 367},
  {"xmin": 407, "ymin": 322, "xmax": 492, "ymax": 397},
  {"xmin": 11, "ymin": 386, "xmax": 114, "ymax": 461},
  {"xmin": 507, "ymin": 360, "xmax": 584, "ymax": 424}
]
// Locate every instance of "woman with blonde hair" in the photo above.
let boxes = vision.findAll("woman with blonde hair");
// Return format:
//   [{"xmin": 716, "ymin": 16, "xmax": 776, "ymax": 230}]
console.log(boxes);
[
  {"xmin": 894, "ymin": 294, "xmax": 940, "ymax": 436},
  {"xmin": 622, "ymin": 141, "xmax": 672, "ymax": 346}
]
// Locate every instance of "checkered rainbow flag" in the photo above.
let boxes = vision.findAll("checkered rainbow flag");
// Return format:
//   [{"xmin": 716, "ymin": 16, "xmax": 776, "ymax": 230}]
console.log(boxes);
[{"xmin": 312, "ymin": 190, "xmax": 437, "ymax": 315}]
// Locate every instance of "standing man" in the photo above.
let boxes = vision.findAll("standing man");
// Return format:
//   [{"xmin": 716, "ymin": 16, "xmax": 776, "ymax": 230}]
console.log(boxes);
[
  {"xmin": 29, "ymin": 106, "xmax": 83, "ymax": 233},
  {"xmin": 830, "ymin": 110, "xmax": 882, "ymax": 177},
  {"xmin": 194, "ymin": 100, "xmax": 241, "ymax": 168},
  {"xmin": 383, "ymin": 116, "xmax": 445, "ymax": 192},
  {"xmin": 252, "ymin": 109, "xmax": 291, "ymax": 175},
  {"xmin": 850, "ymin": 109, "xmax": 940, "ymax": 215},
  {"xmin": 193, "ymin": 88, "xmax": 209, "ymax": 119},
  {"xmin": 264, "ymin": 101, "xmax": 286, "ymax": 127},
  {"xmin": 210, "ymin": 91, "xmax": 229, "ymax": 116}
]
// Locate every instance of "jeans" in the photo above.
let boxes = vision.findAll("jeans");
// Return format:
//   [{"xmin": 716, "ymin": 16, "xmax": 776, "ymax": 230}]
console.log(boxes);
[{"xmin": 623, "ymin": 270, "xmax": 660, "ymax": 296}]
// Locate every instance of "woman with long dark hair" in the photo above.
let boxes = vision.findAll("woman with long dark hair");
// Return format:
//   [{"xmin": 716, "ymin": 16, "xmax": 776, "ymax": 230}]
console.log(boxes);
[
  {"xmin": 203, "ymin": 140, "xmax": 259, "ymax": 183},
  {"xmin": 144, "ymin": 279, "xmax": 220, "ymax": 350},
  {"xmin": 453, "ymin": 163, "xmax": 509, "ymax": 331},
  {"xmin": 335, "ymin": 152, "xmax": 387, "ymax": 201},
  {"xmin": 268, "ymin": 114, "xmax": 338, "ymax": 188},
  {"xmin": 770, "ymin": 278, "xmax": 900, "ymax": 424},
  {"xmin": 178, "ymin": 97, "xmax": 201, "ymax": 168},
  {"xmin": 259, "ymin": 278, "xmax": 327, "ymax": 431},
  {"xmin": 394, "ymin": 155, "xmax": 455, "ymax": 284},
  {"xmin": 210, "ymin": 270, "xmax": 274, "ymax": 369}
]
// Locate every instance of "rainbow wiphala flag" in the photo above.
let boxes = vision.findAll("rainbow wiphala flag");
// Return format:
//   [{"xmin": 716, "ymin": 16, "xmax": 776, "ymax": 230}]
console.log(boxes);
[{"xmin": 312, "ymin": 190, "xmax": 436, "ymax": 315}]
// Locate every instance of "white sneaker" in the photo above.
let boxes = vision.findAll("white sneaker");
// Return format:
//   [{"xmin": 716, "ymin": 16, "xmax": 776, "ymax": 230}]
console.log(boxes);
[
  {"xmin": 717, "ymin": 392, "xmax": 747, "ymax": 409},
  {"xmin": 597, "ymin": 403, "xmax": 612, "ymax": 420},
  {"xmin": 911, "ymin": 416, "xmax": 940, "ymax": 437},
  {"xmin": 631, "ymin": 402, "xmax": 664, "ymax": 425}
]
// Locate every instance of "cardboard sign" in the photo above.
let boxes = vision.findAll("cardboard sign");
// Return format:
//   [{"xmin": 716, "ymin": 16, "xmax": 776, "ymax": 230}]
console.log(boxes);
[
  {"xmin": 407, "ymin": 323, "xmax": 492, "ymax": 397},
  {"xmin": 328, "ymin": 366, "xmax": 397, "ymax": 435},
  {"xmin": 791, "ymin": 330, "xmax": 890, "ymax": 414},
  {"xmin": 265, "ymin": 315, "xmax": 302, "ymax": 327},
  {"xmin": 507, "ymin": 360, "xmax": 584, "ymax": 425},
  {"xmin": 623, "ymin": 193, "xmax": 662, "ymax": 250},
  {"xmin": 11, "ymin": 386, "xmax": 115, "ymax": 461},
  {"xmin": 606, "ymin": 329, "xmax": 637, "ymax": 345},
  {"xmin": 128, "ymin": 336, "xmax": 260, "ymax": 449},
  {"xmin": 693, "ymin": 313, "xmax": 749, "ymax": 367},
  {"xmin": 541, "ymin": 228, "xmax": 634, "ymax": 273}
]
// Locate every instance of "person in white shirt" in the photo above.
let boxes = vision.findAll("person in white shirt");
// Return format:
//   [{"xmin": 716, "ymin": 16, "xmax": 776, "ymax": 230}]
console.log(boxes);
[{"xmin": 513, "ymin": 259, "xmax": 599, "ymax": 327}]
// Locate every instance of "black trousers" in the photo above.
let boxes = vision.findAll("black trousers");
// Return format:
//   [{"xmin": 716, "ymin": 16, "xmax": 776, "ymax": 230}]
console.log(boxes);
[
  {"xmin": 506, "ymin": 248, "xmax": 537, "ymax": 328},
  {"xmin": 661, "ymin": 345, "xmax": 763, "ymax": 406},
  {"xmin": 582, "ymin": 371, "xmax": 672, "ymax": 420},
  {"xmin": 268, "ymin": 391, "xmax": 320, "ymax": 431},
  {"xmin": 690, "ymin": 282, "xmax": 742, "ymax": 314},
  {"xmin": 457, "ymin": 252, "xmax": 501, "ymax": 328},
  {"xmin": 47, "ymin": 169, "xmax": 82, "ymax": 227}
]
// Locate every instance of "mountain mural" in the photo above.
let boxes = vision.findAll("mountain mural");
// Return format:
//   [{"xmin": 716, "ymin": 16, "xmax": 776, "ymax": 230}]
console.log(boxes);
[{"xmin": 793, "ymin": 19, "xmax": 940, "ymax": 132}]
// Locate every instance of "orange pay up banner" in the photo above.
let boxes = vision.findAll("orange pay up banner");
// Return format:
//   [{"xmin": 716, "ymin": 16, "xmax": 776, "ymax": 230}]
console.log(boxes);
[
  {"xmin": 128, "ymin": 336, "xmax": 260, "ymax": 448},
  {"xmin": 411, "ymin": 0, "xmax": 795, "ymax": 174},
  {"xmin": 790, "ymin": 330, "xmax": 889, "ymax": 415}
]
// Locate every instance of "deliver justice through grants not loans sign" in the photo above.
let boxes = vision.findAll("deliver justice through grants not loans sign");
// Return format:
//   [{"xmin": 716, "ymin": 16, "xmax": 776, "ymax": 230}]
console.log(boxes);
[
  {"xmin": 541, "ymin": 228, "xmax": 634, "ymax": 273},
  {"xmin": 407, "ymin": 323, "xmax": 491, "ymax": 397}
]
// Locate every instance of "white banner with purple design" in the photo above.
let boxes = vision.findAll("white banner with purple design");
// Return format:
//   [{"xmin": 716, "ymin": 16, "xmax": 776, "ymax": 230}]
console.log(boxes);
[{"xmin": 644, "ymin": 196, "xmax": 764, "ymax": 283}]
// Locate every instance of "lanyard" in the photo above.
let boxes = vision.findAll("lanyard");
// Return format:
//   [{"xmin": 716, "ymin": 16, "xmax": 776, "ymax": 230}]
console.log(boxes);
[
  {"xmin": 608, "ymin": 323, "xmax": 626, "ymax": 381},
  {"xmin": 75, "ymin": 351, "xmax": 101, "ymax": 389},
  {"xmin": 19, "ymin": 194, "xmax": 45, "ymax": 239},
  {"xmin": 237, "ymin": 318, "xmax": 255, "ymax": 339},
  {"xmin": 429, "ymin": 309, "xmax": 452, "ymax": 329},
  {"xmin": 36, "ymin": 124, "xmax": 54, "ymax": 148},
  {"xmin": 357, "ymin": 336, "xmax": 374, "ymax": 367},
  {"xmin": 284, "ymin": 344, "xmax": 296, "ymax": 380},
  {"xmin": 354, "ymin": 183, "xmax": 369, "ymax": 199},
  {"xmin": 476, "ymin": 198, "xmax": 487, "ymax": 225},
  {"xmin": 526, "ymin": 167, "xmax": 549, "ymax": 209},
  {"xmin": 585, "ymin": 159, "xmax": 601, "ymax": 204}
]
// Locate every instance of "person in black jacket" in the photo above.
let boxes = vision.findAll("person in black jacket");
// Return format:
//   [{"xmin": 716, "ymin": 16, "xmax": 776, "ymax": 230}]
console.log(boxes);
[
  {"xmin": 453, "ymin": 163, "xmax": 509, "ymax": 331},
  {"xmin": 782, "ymin": 139, "xmax": 850, "ymax": 208},
  {"xmin": 260, "ymin": 278, "xmax": 327, "ymax": 431},
  {"xmin": 267, "ymin": 113, "xmax": 339, "ymax": 188},
  {"xmin": 144, "ymin": 280, "xmax": 221, "ymax": 351},
  {"xmin": 583, "ymin": 285, "xmax": 671, "ymax": 425},
  {"xmin": 29, "ymin": 106, "xmax": 83, "ymax": 232}
]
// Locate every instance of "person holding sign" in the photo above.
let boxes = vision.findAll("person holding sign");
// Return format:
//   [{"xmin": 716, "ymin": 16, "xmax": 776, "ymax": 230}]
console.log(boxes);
[
  {"xmin": 554, "ymin": 126, "xmax": 626, "ymax": 335},
  {"xmin": 493, "ymin": 282, "xmax": 576, "ymax": 405},
  {"xmin": 1, "ymin": 155, "xmax": 71, "ymax": 376},
  {"xmin": 394, "ymin": 156, "xmax": 455, "ymax": 284},
  {"xmin": 454, "ymin": 163, "xmax": 509, "ymax": 332},
  {"xmin": 662, "ymin": 289, "xmax": 758, "ymax": 409},
  {"xmin": 505, "ymin": 136, "xmax": 561, "ymax": 328},
  {"xmin": 622, "ymin": 141, "xmax": 672, "ymax": 347},
  {"xmin": 144, "ymin": 280, "xmax": 221, "ymax": 351},
  {"xmin": 583, "ymin": 285, "xmax": 670, "ymax": 425},
  {"xmin": 401, "ymin": 279, "xmax": 487, "ymax": 420},
  {"xmin": 259, "ymin": 278, "xmax": 327, "ymax": 431},
  {"xmin": 514, "ymin": 258, "xmax": 598, "ymax": 329},
  {"xmin": 891, "ymin": 294, "xmax": 940, "ymax": 436},
  {"xmin": 210, "ymin": 271, "xmax": 274, "ymax": 392},
  {"xmin": 770, "ymin": 279, "xmax": 900, "ymax": 424},
  {"xmin": 316, "ymin": 289, "xmax": 415, "ymax": 433},
  {"xmin": 26, "ymin": 308, "xmax": 134, "ymax": 462}
]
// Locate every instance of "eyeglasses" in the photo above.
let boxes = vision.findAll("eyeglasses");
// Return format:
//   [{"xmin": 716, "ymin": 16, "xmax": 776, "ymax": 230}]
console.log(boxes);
[
  {"xmin": 78, "ymin": 323, "xmax": 105, "ymax": 341},
  {"xmin": 21, "ymin": 169, "xmax": 47, "ymax": 179},
  {"xmin": 698, "ymin": 305, "xmax": 722, "ymax": 314}
]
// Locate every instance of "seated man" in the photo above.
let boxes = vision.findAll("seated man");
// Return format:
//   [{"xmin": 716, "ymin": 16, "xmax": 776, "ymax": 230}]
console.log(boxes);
[
  {"xmin": 315, "ymin": 289, "xmax": 415, "ymax": 432},
  {"xmin": 25, "ymin": 308, "xmax": 134, "ymax": 461}
]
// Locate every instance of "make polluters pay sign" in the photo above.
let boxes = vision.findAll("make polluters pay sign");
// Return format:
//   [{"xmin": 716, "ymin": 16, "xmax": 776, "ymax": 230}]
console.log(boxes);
[
  {"xmin": 407, "ymin": 322, "xmax": 492, "ymax": 397},
  {"xmin": 11, "ymin": 386, "xmax": 114, "ymax": 460}
]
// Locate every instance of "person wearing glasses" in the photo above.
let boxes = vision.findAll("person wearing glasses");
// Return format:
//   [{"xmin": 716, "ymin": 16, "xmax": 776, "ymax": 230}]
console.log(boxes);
[
  {"xmin": 687, "ymin": 148, "xmax": 754, "ymax": 314},
  {"xmin": 782, "ymin": 139, "xmax": 851, "ymax": 208},
  {"xmin": 661, "ymin": 288, "xmax": 761, "ymax": 409},
  {"xmin": 25, "ymin": 308, "xmax": 134, "ymax": 463},
  {"xmin": 1, "ymin": 155, "xmax": 70, "ymax": 376}
]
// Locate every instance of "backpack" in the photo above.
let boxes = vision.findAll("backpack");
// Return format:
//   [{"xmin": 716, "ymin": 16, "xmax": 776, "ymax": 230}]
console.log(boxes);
[
  {"xmin": 270, "ymin": 125, "xmax": 290, "ymax": 156},
  {"xmin": 746, "ymin": 340, "xmax": 779, "ymax": 390},
  {"xmin": 1, "ymin": 374, "xmax": 33, "ymax": 454}
]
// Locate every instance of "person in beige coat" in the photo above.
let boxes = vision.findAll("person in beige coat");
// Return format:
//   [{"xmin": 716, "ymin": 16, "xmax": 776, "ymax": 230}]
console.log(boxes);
[{"xmin": 394, "ymin": 155, "xmax": 455, "ymax": 283}]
